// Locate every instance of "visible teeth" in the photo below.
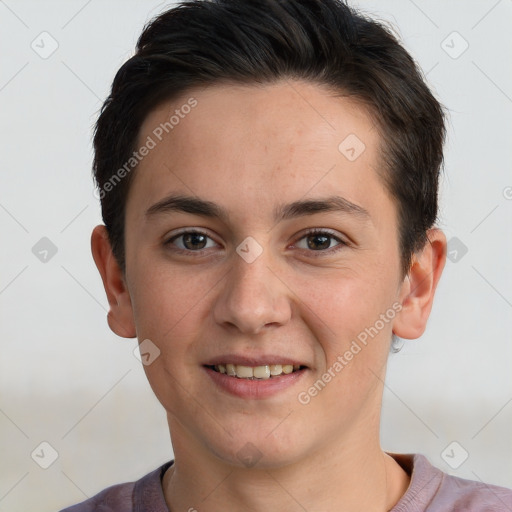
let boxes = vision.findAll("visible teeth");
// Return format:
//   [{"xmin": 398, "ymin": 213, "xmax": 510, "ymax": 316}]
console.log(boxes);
[
  {"xmin": 236, "ymin": 365, "xmax": 253, "ymax": 378},
  {"xmin": 269, "ymin": 364, "xmax": 283, "ymax": 375},
  {"xmin": 253, "ymin": 365, "xmax": 270, "ymax": 379},
  {"xmin": 213, "ymin": 363, "xmax": 302, "ymax": 379}
]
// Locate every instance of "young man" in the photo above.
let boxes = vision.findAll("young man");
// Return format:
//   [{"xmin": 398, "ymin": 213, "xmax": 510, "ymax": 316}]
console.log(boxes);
[{"xmin": 61, "ymin": 0, "xmax": 512, "ymax": 510}]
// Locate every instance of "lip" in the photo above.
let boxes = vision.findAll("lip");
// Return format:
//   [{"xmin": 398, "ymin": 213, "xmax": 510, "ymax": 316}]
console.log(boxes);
[
  {"xmin": 204, "ymin": 365, "xmax": 308, "ymax": 399},
  {"xmin": 203, "ymin": 354, "xmax": 307, "ymax": 367}
]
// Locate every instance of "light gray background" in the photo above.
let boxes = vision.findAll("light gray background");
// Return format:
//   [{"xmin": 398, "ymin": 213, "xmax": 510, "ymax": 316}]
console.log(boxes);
[{"xmin": 1, "ymin": 1, "xmax": 511, "ymax": 510}]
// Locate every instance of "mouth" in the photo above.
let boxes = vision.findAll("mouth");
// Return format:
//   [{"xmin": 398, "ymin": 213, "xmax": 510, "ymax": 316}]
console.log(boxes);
[
  {"xmin": 203, "ymin": 359, "xmax": 308, "ymax": 399},
  {"xmin": 206, "ymin": 363, "xmax": 306, "ymax": 379}
]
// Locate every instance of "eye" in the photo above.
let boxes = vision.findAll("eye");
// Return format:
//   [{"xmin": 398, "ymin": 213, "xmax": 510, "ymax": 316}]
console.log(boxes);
[
  {"xmin": 165, "ymin": 230, "xmax": 218, "ymax": 252},
  {"xmin": 294, "ymin": 228, "xmax": 347, "ymax": 254}
]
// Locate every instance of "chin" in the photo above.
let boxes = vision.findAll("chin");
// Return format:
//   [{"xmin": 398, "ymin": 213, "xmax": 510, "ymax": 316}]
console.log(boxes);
[
  {"xmin": 211, "ymin": 445, "xmax": 300, "ymax": 470},
  {"xmin": 205, "ymin": 423, "xmax": 308, "ymax": 470}
]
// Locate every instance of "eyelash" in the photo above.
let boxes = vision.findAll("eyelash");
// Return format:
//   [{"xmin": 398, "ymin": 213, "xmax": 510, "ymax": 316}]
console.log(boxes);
[{"xmin": 164, "ymin": 228, "xmax": 348, "ymax": 257}]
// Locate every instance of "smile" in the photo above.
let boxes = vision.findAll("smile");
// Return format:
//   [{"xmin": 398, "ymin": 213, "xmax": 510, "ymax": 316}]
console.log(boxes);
[{"xmin": 208, "ymin": 364, "xmax": 304, "ymax": 379}]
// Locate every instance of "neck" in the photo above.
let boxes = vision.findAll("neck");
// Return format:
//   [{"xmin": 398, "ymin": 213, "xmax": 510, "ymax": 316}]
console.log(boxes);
[{"xmin": 162, "ymin": 424, "xmax": 410, "ymax": 512}]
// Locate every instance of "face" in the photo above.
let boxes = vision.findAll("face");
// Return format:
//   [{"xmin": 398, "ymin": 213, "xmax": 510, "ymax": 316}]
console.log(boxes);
[{"xmin": 108, "ymin": 81, "xmax": 419, "ymax": 468}]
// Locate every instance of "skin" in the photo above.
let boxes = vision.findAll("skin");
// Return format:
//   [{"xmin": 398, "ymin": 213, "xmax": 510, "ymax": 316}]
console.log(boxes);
[{"xmin": 92, "ymin": 80, "xmax": 446, "ymax": 511}]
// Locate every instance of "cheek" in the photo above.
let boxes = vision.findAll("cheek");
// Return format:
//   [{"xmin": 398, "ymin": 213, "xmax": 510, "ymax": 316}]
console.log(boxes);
[
  {"xmin": 130, "ymin": 267, "xmax": 211, "ymax": 413},
  {"xmin": 291, "ymin": 270, "xmax": 397, "ymax": 414},
  {"xmin": 294, "ymin": 271, "xmax": 394, "ymax": 348},
  {"xmin": 129, "ymin": 262, "xmax": 211, "ymax": 339}
]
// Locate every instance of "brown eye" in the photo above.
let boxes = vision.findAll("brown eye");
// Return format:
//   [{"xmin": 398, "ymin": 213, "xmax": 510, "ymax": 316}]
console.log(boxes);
[
  {"xmin": 306, "ymin": 233, "xmax": 331, "ymax": 250},
  {"xmin": 182, "ymin": 232, "xmax": 208, "ymax": 250},
  {"xmin": 166, "ymin": 230, "xmax": 217, "ymax": 252},
  {"xmin": 294, "ymin": 229, "xmax": 346, "ymax": 254}
]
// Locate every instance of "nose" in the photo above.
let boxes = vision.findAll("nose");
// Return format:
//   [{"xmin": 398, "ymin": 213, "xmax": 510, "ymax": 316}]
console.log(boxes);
[{"xmin": 212, "ymin": 247, "xmax": 292, "ymax": 335}]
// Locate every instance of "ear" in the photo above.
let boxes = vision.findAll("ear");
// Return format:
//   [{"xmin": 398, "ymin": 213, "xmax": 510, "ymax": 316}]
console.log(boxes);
[
  {"xmin": 393, "ymin": 228, "xmax": 446, "ymax": 340},
  {"xmin": 91, "ymin": 225, "xmax": 136, "ymax": 338}
]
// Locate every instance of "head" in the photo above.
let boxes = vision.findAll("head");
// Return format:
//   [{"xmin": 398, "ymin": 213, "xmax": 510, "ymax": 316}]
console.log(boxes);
[{"xmin": 92, "ymin": 0, "xmax": 446, "ymax": 469}]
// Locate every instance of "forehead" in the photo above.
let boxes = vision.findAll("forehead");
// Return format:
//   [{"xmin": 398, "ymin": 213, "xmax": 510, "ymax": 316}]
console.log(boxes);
[{"xmin": 129, "ymin": 80, "xmax": 390, "ymax": 226}]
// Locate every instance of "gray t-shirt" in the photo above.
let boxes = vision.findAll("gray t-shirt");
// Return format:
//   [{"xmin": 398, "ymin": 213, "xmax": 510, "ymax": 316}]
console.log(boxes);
[{"xmin": 59, "ymin": 453, "xmax": 512, "ymax": 511}]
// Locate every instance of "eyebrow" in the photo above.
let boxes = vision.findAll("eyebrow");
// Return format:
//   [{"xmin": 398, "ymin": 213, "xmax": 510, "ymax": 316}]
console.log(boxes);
[{"xmin": 146, "ymin": 193, "xmax": 371, "ymax": 223}]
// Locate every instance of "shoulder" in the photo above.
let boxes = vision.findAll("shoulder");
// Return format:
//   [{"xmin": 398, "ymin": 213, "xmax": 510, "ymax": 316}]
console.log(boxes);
[
  {"xmin": 58, "ymin": 461, "xmax": 173, "ymax": 512},
  {"xmin": 434, "ymin": 469, "xmax": 512, "ymax": 511},
  {"xmin": 390, "ymin": 453, "xmax": 512, "ymax": 512},
  {"xmin": 58, "ymin": 481, "xmax": 135, "ymax": 512}
]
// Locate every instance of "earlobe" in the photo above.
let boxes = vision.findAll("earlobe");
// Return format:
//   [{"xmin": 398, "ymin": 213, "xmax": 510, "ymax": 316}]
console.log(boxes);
[
  {"xmin": 91, "ymin": 225, "xmax": 137, "ymax": 338},
  {"xmin": 393, "ymin": 228, "xmax": 447, "ymax": 340}
]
